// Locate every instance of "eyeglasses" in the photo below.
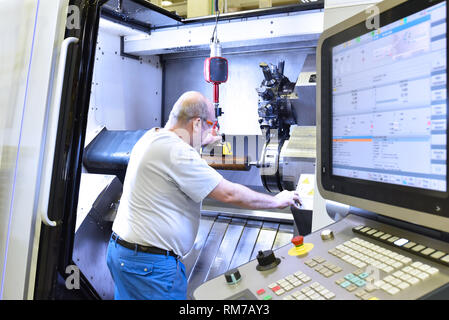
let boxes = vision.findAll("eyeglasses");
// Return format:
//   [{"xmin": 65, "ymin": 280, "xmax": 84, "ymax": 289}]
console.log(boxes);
[{"xmin": 204, "ymin": 119, "xmax": 218, "ymax": 130}]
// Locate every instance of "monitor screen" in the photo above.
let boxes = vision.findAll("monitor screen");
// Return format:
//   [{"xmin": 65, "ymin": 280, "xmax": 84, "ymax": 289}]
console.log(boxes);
[
  {"xmin": 331, "ymin": 2, "xmax": 447, "ymax": 193},
  {"xmin": 318, "ymin": 0, "xmax": 449, "ymax": 217}
]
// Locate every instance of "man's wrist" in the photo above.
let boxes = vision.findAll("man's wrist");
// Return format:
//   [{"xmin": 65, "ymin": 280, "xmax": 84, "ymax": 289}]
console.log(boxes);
[{"xmin": 271, "ymin": 195, "xmax": 282, "ymax": 209}]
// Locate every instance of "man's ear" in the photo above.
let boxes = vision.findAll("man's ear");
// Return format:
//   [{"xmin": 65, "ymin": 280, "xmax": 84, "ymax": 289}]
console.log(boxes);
[{"xmin": 192, "ymin": 117, "xmax": 201, "ymax": 132}]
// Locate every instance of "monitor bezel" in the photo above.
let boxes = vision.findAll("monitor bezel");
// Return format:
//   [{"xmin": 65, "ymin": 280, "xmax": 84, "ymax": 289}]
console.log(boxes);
[{"xmin": 320, "ymin": 0, "xmax": 449, "ymax": 218}]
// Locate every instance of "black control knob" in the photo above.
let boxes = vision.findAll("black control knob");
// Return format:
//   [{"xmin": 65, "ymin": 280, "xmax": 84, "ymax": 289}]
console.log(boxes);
[
  {"xmin": 256, "ymin": 250, "xmax": 281, "ymax": 271},
  {"xmin": 224, "ymin": 268, "xmax": 242, "ymax": 285}
]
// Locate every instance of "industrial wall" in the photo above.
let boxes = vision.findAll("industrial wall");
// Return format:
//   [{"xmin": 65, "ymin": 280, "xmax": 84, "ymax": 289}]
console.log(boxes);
[
  {"xmin": 86, "ymin": 19, "xmax": 163, "ymax": 146},
  {"xmin": 162, "ymin": 48, "xmax": 315, "ymax": 135}
]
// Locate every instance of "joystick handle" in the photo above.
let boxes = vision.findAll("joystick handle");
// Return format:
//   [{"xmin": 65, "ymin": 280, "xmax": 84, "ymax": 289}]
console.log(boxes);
[{"xmin": 256, "ymin": 249, "xmax": 281, "ymax": 271}]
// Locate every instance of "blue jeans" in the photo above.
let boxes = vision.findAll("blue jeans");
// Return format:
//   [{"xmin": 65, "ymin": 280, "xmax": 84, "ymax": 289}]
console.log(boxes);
[{"xmin": 106, "ymin": 236, "xmax": 187, "ymax": 300}]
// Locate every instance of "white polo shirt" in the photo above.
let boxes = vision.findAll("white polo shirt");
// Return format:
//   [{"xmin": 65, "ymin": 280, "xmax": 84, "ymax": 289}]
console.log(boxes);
[{"xmin": 112, "ymin": 128, "xmax": 223, "ymax": 257}]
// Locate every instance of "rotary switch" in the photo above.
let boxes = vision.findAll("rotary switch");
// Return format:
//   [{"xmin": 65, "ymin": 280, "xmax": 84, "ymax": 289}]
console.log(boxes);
[
  {"xmin": 256, "ymin": 249, "xmax": 281, "ymax": 271},
  {"xmin": 224, "ymin": 268, "xmax": 242, "ymax": 285}
]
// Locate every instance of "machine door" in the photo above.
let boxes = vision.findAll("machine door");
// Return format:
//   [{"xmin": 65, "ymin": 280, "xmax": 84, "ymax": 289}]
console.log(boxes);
[
  {"xmin": 0, "ymin": 0, "xmax": 77, "ymax": 299},
  {"xmin": 32, "ymin": 0, "xmax": 105, "ymax": 300},
  {"xmin": 33, "ymin": 0, "xmax": 179, "ymax": 300},
  {"xmin": 0, "ymin": 0, "xmax": 103, "ymax": 299}
]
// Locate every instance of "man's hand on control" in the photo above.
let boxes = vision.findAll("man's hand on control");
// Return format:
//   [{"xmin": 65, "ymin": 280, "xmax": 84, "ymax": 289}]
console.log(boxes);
[
  {"xmin": 202, "ymin": 133, "xmax": 222, "ymax": 146},
  {"xmin": 274, "ymin": 190, "xmax": 302, "ymax": 209},
  {"xmin": 208, "ymin": 179, "xmax": 302, "ymax": 211}
]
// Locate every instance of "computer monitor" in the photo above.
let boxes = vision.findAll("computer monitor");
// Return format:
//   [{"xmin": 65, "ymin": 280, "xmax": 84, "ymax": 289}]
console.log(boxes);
[{"xmin": 317, "ymin": 0, "xmax": 449, "ymax": 232}]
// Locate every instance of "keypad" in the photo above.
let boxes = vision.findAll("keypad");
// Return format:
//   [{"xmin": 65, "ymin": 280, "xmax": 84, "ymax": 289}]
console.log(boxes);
[
  {"xmin": 368, "ymin": 261, "xmax": 439, "ymax": 296},
  {"xmin": 329, "ymin": 233, "xmax": 443, "ymax": 300},
  {"xmin": 353, "ymin": 225, "xmax": 449, "ymax": 267},
  {"xmin": 329, "ymin": 237, "xmax": 412, "ymax": 273},
  {"xmin": 261, "ymin": 270, "xmax": 312, "ymax": 299},
  {"xmin": 254, "ymin": 224, "xmax": 447, "ymax": 300},
  {"xmin": 305, "ymin": 256, "xmax": 343, "ymax": 278},
  {"xmin": 336, "ymin": 268, "xmax": 371, "ymax": 294},
  {"xmin": 342, "ymin": 226, "xmax": 445, "ymax": 299},
  {"xmin": 283, "ymin": 282, "xmax": 336, "ymax": 300}
]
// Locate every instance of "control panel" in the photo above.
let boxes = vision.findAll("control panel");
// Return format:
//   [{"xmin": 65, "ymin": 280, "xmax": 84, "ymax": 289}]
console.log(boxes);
[{"xmin": 193, "ymin": 214, "xmax": 449, "ymax": 300}]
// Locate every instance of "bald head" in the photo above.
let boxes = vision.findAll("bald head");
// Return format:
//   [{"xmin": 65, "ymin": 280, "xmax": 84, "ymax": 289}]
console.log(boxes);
[{"xmin": 165, "ymin": 91, "xmax": 215, "ymax": 128}]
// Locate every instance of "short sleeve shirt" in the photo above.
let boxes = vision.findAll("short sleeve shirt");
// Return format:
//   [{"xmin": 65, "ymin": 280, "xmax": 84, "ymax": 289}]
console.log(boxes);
[{"xmin": 112, "ymin": 128, "xmax": 223, "ymax": 257}]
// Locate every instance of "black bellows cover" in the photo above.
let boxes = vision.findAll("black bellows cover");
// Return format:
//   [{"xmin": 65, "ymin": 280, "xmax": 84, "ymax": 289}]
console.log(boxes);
[{"xmin": 83, "ymin": 128, "xmax": 148, "ymax": 182}]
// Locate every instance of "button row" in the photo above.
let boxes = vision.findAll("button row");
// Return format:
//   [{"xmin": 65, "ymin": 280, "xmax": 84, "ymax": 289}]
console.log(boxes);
[
  {"xmin": 335, "ymin": 268, "xmax": 373, "ymax": 293},
  {"xmin": 370, "ymin": 261, "xmax": 439, "ymax": 295},
  {"xmin": 283, "ymin": 282, "xmax": 336, "ymax": 300},
  {"xmin": 353, "ymin": 225, "xmax": 449, "ymax": 267},
  {"xmin": 354, "ymin": 290, "xmax": 379, "ymax": 300},
  {"xmin": 305, "ymin": 256, "xmax": 343, "ymax": 278},
  {"xmin": 262, "ymin": 270, "xmax": 312, "ymax": 298},
  {"xmin": 330, "ymin": 237, "xmax": 412, "ymax": 273}
]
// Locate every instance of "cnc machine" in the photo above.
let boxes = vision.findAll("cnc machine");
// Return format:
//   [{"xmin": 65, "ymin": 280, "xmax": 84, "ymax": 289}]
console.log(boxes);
[
  {"xmin": 193, "ymin": 0, "xmax": 449, "ymax": 300},
  {"xmin": 2, "ymin": 0, "xmax": 448, "ymax": 302}
]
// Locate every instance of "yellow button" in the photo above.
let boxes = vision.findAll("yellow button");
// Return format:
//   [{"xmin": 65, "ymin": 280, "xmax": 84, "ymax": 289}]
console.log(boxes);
[{"xmin": 369, "ymin": 297, "xmax": 379, "ymax": 300}]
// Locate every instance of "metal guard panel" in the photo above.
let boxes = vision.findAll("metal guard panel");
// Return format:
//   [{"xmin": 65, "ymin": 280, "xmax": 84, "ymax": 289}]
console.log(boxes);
[{"xmin": 83, "ymin": 128, "xmax": 148, "ymax": 179}]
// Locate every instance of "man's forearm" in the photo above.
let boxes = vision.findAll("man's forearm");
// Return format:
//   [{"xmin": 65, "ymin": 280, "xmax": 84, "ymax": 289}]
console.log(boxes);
[
  {"xmin": 229, "ymin": 182, "xmax": 279, "ymax": 210},
  {"xmin": 208, "ymin": 178, "xmax": 297, "ymax": 210}
]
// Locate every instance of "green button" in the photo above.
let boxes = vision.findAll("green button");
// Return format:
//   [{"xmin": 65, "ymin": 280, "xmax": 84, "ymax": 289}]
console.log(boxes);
[
  {"xmin": 354, "ymin": 279, "xmax": 366, "ymax": 287},
  {"xmin": 263, "ymin": 295, "xmax": 272, "ymax": 300},
  {"xmin": 359, "ymin": 272, "xmax": 370, "ymax": 279},
  {"xmin": 344, "ymin": 274, "xmax": 356, "ymax": 281},
  {"xmin": 350, "ymin": 277, "xmax": 361, "ymax": 284}
]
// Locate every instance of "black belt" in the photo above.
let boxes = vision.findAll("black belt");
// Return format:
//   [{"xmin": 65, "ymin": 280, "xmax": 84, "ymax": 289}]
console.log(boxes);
[{"xmin": 111, "ymin": 233, "xmax": 178, "ymax": 259}]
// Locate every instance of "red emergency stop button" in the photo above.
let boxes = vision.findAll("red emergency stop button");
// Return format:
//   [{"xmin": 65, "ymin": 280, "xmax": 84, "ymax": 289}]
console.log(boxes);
[{"xmin": 292, "ymin": 236, "xmax": 304, "ymax": 247}]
